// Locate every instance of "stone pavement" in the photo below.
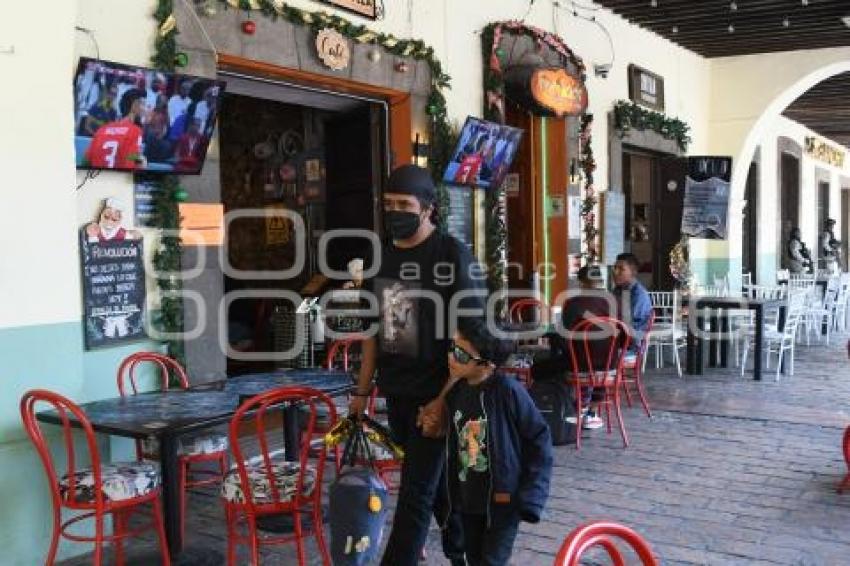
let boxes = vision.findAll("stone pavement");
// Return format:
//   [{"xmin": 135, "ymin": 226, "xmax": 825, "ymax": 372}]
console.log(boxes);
[{"xmin": 58, "ymin": 338, "xmax": 850, "ymax": 565}]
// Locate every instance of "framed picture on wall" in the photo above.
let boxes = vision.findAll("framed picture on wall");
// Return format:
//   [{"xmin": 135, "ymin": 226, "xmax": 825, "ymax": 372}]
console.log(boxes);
[{"xmin": 628, "ymin": 64, "xmax": 665, "ymax": 111}]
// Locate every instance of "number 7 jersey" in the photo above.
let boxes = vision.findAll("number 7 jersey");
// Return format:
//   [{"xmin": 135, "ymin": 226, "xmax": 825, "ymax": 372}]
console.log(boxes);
[{"xmin": 85, "ymin": 118, "xmax": 143, "ymax": 169}]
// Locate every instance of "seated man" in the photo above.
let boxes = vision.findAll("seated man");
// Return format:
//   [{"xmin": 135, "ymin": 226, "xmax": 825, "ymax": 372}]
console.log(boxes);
[
  {"xmin": 612, "ymin": 253, "xmax": 653, "ymax": 359},
  {"xmin": 558, "ymin": 266, "xmax": 616, "ymax": 430}
]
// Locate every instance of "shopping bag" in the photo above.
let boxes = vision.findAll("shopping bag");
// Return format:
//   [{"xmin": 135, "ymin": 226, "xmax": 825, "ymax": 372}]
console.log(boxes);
[{"xmin": 329, "ymin": 418, "xmax": 391, "ymax": 565}]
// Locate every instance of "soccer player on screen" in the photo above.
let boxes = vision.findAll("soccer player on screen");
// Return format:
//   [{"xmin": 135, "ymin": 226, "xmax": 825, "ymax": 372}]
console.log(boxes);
[{"xmin": 85, "ymin": 88, "xmax": 147, "ymax": 169}]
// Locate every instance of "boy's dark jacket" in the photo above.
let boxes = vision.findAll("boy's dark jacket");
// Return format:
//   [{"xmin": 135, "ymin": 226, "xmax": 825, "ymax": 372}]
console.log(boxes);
[{"xmin": 445, "ymin": 372, "xmax": 552, "ymax": 525}]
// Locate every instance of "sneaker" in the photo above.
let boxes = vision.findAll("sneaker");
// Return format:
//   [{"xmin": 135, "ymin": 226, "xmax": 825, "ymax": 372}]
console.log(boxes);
[{"xmin": 583, "ymin": 413, "xmax": 605, "ymax": 430}]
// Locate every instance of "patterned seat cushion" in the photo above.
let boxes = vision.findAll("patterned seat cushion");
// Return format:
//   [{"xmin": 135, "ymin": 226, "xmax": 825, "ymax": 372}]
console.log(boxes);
[
  {"xmin": 221, "ymin": 457, "xmax": 316, "ymax": 504},
  {"xmin": 59, "ymin": 462, "xmax": 160, "ymax": 504},
  {"xmin": 141, "ymin": 432, "xmax": 229, "ymax": 458}
]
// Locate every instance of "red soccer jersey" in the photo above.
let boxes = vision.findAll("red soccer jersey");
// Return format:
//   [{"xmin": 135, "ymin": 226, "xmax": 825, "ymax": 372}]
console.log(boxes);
[{"xmin": 85, "ymin": 118, "xmax": 143, "ymax": 169}]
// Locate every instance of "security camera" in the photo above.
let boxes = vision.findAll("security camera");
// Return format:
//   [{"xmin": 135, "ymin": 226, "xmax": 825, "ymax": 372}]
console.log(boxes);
[{"xmin": 593, "ymin": 63, "xmax": 612, "ymax": 78}]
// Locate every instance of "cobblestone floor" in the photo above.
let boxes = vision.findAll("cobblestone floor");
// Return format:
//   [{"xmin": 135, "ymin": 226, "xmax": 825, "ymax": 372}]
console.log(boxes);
[{"xmin": 59, "ymin": 337, "xmax": 850, "ymax": 565}]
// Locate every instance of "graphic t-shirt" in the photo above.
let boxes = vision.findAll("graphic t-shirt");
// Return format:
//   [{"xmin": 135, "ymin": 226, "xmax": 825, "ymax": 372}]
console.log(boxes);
[
  {"xmin": 452, "ymin": 380, "xmax": 489, "ymax": 515},
  {"xmin": 85, "ymin": 118, "xmax": 143, "ymax": 169},
  {"xmin": 366, "ymin": 231, "xmax": 485, "ymax": 399}
]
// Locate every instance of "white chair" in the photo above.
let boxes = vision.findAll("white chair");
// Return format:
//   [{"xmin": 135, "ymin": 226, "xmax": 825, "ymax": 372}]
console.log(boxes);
[
  {"xmin": 645, "ymin": 290, "xmax": 685, "ymax": 377},
  {"xmin": 740, "ymin": 290, "xmax": 806, "ymax": 381},
  {"xmin": 832, "ymin": 275, "xmax": 849, "ymax": 333},
  {"xmin": 806, "ymin": 278, "xmax": 839, "ymax": 345}
]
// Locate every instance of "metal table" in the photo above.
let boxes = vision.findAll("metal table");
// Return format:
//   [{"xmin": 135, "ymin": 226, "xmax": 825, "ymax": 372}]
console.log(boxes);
[
  {"xmin": 684, "ymin": 296, "xmax": 785, "ymax": 381},
  {"xmin": 36, "ymin": 369, "xmax": 353, "ymax": 560}
]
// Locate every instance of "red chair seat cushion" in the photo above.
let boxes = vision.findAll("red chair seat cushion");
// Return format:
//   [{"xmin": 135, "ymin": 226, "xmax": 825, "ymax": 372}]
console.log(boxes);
[
  {"xmin": 221, "ymin": 457, "xmax": 316, "ymax": 504},
  {"xmin": 59, "ymin": 461, "xmax": 160, "ymax": 504}
]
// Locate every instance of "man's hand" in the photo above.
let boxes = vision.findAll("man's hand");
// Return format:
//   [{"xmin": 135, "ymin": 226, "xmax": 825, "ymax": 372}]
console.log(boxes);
[
  {"xmin": 417, "ymin": 397, "xmax": 447, "ymax": 438},
  {"xmin": 349, "ymin": 394, "xmax": 368, "ymax": 418}
]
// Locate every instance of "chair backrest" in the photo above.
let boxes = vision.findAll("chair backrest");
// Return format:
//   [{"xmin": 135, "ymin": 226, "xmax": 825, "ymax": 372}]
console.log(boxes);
[
  {"xmin": 648, "ymin": 292, "xmax": 675, "ymax": 325},
  {"xmin": 325, "ymin": 336, "xmax": 365, "ymax": 372},
  {"xmin": 228, "ymin": 387, "xmax": 337, "ymax": 510},
  {"xmin": 117, "ymin": 352, "xmax": 189, "ymax": 396},
  {"xmin": 742, "ymin": 272, "xmax": 753, "ymax": 287},
  {"xmin": 555, "ymin": 521, "xmax": 659, "ymax": 566},
  {"xmin": 567, "ymin": 317, "xmax": 632, "ymax": 380},
  {"xmin": 509, "ymin": 298, "xmax": 549, "ymax": 324},
  {"xmin": 20, "ymin": 389, "xmax": 105, "ymax": 510},
  {"xmin": 744, "ymin": 284, "xmax": 786, "ymax": 301}
]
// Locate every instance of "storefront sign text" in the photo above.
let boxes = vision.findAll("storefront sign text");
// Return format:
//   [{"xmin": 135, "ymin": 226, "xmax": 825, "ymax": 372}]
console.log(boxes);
[
  {"xmin": 315, "ymin": 0, "xmax": 379, "ymax": 19},
  {"xmin": 530, "ymin": 68, "xmax": 588, "ymax": 117},
  {"xmin": 316, "ymin": 28, "xmax": 351, "ymax": 71},
  {"xmin": 805, "ymin": 136, "xmax": 845, "ymax": 168}
]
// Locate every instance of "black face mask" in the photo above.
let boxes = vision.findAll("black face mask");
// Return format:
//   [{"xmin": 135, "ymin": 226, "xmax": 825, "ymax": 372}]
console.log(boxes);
[{"xmin": 385, "ymin": 210, "xmax": 421, "ymax": 240}]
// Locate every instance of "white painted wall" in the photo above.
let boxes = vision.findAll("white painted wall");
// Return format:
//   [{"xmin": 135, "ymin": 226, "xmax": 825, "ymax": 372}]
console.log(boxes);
[{"xmin": 751, "ymin": 115, "xmax": 850, "ymax": 284}]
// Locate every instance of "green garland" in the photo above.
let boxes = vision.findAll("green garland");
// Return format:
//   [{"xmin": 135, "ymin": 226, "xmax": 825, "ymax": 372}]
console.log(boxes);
[
  {"xmin": 152, "ymin": 0, "xmax": 185, "ymax": 364},
  {"xmin": 613, "ymin": 100, "xmax": 691, "ymax": 152},
  {"xmin": 579, "ymin": 114, "xmax": 598, "ymax": 264}
]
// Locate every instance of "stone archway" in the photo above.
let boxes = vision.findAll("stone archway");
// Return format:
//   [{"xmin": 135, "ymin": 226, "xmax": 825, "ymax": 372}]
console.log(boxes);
[{"xmin": 706, "ymin": 49, "xmax": 850, "ymax": 286}]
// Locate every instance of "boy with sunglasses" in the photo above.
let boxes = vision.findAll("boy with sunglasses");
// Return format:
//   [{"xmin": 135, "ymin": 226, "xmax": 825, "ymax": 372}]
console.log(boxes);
[{"xmin": 431, "ymin": 324, "xmax": 552, "ymax": 566}]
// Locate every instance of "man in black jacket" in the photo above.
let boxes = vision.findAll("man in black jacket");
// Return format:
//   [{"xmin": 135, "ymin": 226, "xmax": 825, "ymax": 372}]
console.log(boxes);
[{"xmin": 349, "ymin": 165, "xmax": 485, "ymax": 566}]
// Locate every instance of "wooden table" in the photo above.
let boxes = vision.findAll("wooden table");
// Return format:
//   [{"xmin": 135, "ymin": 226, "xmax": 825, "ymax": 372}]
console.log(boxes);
[
  {"xmin": 36, "ymin": 369, "xmax": 353, "ymax": 560},
  {"xmin": 684, "ymin": 296, "xmax": 785, "ymax": 381}
]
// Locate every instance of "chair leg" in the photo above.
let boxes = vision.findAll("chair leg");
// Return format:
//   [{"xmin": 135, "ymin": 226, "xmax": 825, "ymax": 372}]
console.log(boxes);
[
  {"xmin": 574, "ymin": 386, "xmax": 583, "ymax": 451},
  {"xmin": 622, "ymin": 376, "xmax": 634, "ymax": 407},
  {"xmin": 635, "ymin": 369, "xmax": 652, "ymax": 418},
  {"xmin": 674, "ymin": 343, "xmax": 683, "ymax": 378},
  {"xmin": 740, "ymin": 341, "xmax": 749, "ymax": 376},
  {"xmin": 45, "ymin": 508, "xmax": 61, "ymax": 566},
  {"xmin": 248, "ymin": 514, "xmax": 260, "ymax": 566},
  {"xmin": 613, "ymin": 392, "xmax": 629, "ymax": 448},
  {"xmin": 152, "ymin": 497, "xmax": 172, "ymax": 566},
  {"xmin": 93, "ymin": 514, "xmax": 104, "ymax": 566},
  {"xmin": 114, "ymin": 510, "xmax": 126, "ymax": 566},
  {"xmin": 293, "ymin": 511, "xmax": 306, "ymax": 566},
  {"xmin": 225, "ymin": 506, "xmax": 237, "ymax": 566},
  {"xmin": 313, "ymin": 504, "xmax": 331, "ymax": 566},
  {"xmin": 838, "ymin": 474, "xmax": 850, "ymax": 494},
  {"xmin": 180, "ymin": 459, "xmax": 188, "ymax": 543}
]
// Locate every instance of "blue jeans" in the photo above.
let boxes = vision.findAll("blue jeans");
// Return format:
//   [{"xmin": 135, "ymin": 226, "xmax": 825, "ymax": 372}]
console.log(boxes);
[
  {"xmin": 381, "ymin": 397, "xmax": 464, "ymax": 566},
  {"xmin": 461, "ymin": 509, "xmax": 520, "ymax": 566}
]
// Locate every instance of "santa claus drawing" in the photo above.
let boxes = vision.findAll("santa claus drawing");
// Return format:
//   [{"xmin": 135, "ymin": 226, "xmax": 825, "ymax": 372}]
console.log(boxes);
[{"xmin": 85, "ymin": 197, "xmax": 141, "ymax": 243}]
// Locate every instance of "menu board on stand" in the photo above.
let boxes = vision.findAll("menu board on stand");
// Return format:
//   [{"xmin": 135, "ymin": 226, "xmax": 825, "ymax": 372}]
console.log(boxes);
[
  {"xmin": 446, "ymin": 185, "xmax": 475, "ymax": 251},
  {"xmin": 600, "ymin": 191, "xmax": 626, "ymax": 265}
]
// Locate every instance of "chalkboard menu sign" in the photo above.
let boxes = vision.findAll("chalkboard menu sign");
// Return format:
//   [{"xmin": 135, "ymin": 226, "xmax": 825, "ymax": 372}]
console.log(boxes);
[
  {"xmin": 601, "ymin": 191, "xmax": 626, "ymax": 265},
  {"xmin": 80, "ymin": 236, "xmax": 147, "ymax": 349},
  {"xmin": 446, "ymin": 185, "xmax": 474, "ymax": 251}
]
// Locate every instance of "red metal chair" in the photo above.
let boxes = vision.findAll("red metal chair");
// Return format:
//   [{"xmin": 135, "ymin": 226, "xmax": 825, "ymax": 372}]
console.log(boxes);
[
  {"xmin": 221, "ymin": 387, "xmax": 336, "ymax": 565},
  {"xmin": 117, "ymin": 352, "xmax": 228, "ymax": 541},
  {"xmin": 20, "ymin": 389, "xmax": 170, "ymax": 566},
  {"xmin": 621, "ymin": 311, "xmax": 655, "ymax": 419},
  {"xmin": 555, "ymin": 521, "xmax": 659, "ymax": 565},
  {"xmin": 838, "ymin": 426, "xmax": 850, "ymax": 494},
  {"xmin": 566, "ymin": 317, "xmax": 632, "ymax": 450},
  {"xmin": 509, "ymin": 297, "xmax": 550, "ymax": 324}
]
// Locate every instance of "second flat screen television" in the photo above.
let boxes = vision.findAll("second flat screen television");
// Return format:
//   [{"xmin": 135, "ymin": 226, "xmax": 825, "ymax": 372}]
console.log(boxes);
[
  {"xmin": 73, "ymin": 57, "xmax": 225, "ymax": 174},
  {"xmin": 443, "ymin": 117, "xmax": 523, "ymax": 189}
]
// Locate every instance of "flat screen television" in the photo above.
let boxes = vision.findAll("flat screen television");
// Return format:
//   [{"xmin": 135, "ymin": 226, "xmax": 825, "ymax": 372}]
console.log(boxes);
[
  {"xmin": 73, "ymin": 57, "xmax": 226, "ymax": 174},
  {"xmin": 442, "ymin": 117, "xmax": 523, "ymax": 189}
]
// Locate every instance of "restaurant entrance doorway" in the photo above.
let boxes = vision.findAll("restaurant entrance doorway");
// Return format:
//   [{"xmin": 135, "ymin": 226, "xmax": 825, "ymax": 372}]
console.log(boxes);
[{"xmin": 217, "ymin": 77, "xmax": 385, "ymax": 374}]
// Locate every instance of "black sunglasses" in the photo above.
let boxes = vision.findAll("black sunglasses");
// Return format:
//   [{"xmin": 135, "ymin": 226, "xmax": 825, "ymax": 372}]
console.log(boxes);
[{"xmin": 450, "ymin": 341, "xmax": 486, "ymax": 365}]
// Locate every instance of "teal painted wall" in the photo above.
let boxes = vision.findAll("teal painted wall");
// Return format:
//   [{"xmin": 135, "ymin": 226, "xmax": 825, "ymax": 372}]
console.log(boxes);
[{"xmin": 0, "ymin": 321, "xmax": 161, "ymax": 565}]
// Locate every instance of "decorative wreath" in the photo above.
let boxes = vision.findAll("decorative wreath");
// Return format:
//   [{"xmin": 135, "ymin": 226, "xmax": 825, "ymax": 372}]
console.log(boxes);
[{"xmin": 669, "ymin": 236, "xmax": 691, "ymax": 286}]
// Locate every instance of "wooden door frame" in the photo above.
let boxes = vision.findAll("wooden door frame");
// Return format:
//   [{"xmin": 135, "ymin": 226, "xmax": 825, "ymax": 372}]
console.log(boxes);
[{"xmin": 217, "ymin": 53, "xmax": 412, "ymax": 169}]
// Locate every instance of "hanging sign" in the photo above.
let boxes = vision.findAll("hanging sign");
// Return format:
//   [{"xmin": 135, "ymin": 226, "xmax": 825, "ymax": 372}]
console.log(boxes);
[
  {"xmin": 681, "ymin": 176, "xmax": 730, "ymax": 240},
  {"xmin": 316, "ymin": 28, "xmax": 351, "ymax": 71},
  {"xmin": 504, "ymin": 66, "xmax": 587, "ymax": 117},
  {"xmin": 530, "ymin": 68, "xmax": 588, "ymax": 117},
  {"xmin": 314, "ymin": 0, "xmax": 379, "ymax": 19},
  {"xmin": 805, "ymin": 136, "xmax": 845, "ymax": 168},
  {"xmin": 628, "ymin": 64, "xmax": 665, "ymax": 111}
]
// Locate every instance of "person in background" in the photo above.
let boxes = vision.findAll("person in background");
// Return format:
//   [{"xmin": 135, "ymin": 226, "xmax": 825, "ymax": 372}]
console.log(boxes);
[
  {"xmin": 821, "ymin": 218, "xmax": 842, "ymax": 272},
  {"xmin": 167, "ymin": 80, "xmax": 192, "ymax": 127},
  {"xmin": 174, "ymin": 118, "xmax": 204, "ymax": 172},
  {"xmin": 81, "ymin": 83, "xmax": 118, "ymax": 136},
  {"xmin": 559, "ymin": 265, "xmax": 616, "ymax": 430},
  {"xmin": 440, "ymin": 324, "xmax": 552, "ymax": 566},
  {"xmin": 612, "ymin": 252, "xmax": 652, "ymax": 349},
  {"xmin": 349, "ymin": 165, "xmax": 485, "ymax": 566},
  {"xmin": 787, "ymin": 227, "xmax": 812, "ymax": 274}
]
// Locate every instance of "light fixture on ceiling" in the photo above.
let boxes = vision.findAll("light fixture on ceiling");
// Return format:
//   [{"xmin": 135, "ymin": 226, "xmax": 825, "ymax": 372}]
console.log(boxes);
[
  {"xmin": 842, "ymin": 15, "xmax": 850, "ymax": 28},
  {"xmin": 650, "ymin": 0, "xmax": 657, "ymax": 7},
  {"xmin": 728, "ymin": 23, "xmax": 735, "ymax": 33},
  {"xmin": 730, "ymin": 1, "xmax": 737, "ymax": 11},
  {"xmin": 672, "ymin": 25, "xmax": 679, "ymax": 34},
  {"xmin": 801, "ymin": 0, "xmax": 809, "ymax": 6},
  {"xmin": 783, "ymin": 17, "xmax": 790, "ymax": 28}
]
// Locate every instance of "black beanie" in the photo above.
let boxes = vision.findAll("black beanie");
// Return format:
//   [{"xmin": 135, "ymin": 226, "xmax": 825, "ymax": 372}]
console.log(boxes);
[{"xmin": 386, "ymin": 164, "xmax": 436, "ymax": 203}]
